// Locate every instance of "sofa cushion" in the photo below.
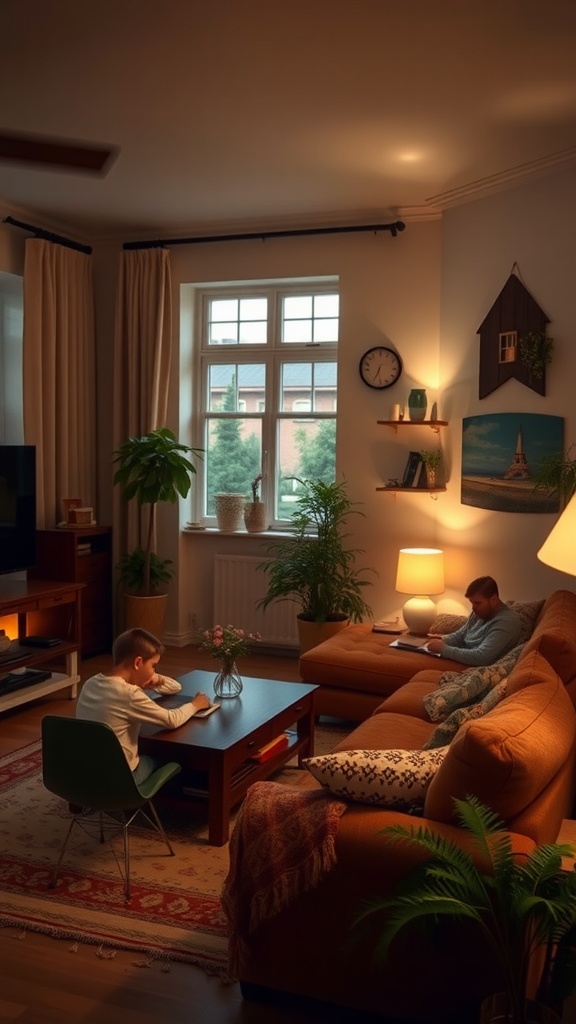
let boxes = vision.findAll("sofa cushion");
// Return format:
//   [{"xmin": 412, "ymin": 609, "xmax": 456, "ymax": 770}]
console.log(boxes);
[
  {"xmin": 507, "ymin": 599, "xmax": 545, "ymax": 643},
  {"xmin": 299, "ymin": 623, "xmax": 468, "ymax": 698},
  {"xmin": 303, "ymin": 747, "xmax": 449, "ymax": 810},
  {"xmin": 424, "ymin": 650, "xmax": 576, "ymax": 825},
  {"xmin": 522, "ymin": 590, "xmax": 576, "ymax": 684},
  {"xmin": 429, "ymin": 612, "xmax": 467, "ymax": 634}
]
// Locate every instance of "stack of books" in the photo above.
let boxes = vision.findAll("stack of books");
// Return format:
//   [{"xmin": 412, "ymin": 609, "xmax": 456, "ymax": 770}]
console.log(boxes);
[
  {"xmin": 401, "ymin": 451, "xmax": 426, "ymax": 488},
  {"xmin": 248, "ymin": 733, "xmax": 290, "ymax": 763}
]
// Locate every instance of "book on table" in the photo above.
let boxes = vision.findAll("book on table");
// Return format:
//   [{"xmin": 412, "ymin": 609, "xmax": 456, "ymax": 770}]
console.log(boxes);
[{"xmin": 248, "ymin": 733, "xmax": 290, "ymax": 763}]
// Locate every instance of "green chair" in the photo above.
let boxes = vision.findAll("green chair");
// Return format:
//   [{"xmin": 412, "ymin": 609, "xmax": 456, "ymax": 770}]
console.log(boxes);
[{"xmin": 41, "ymin": 715, "xmax": 182, "ymax": 901}]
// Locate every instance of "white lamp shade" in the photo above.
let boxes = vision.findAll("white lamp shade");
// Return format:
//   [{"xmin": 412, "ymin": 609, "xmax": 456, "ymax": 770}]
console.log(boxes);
[
  {"xmin": 537, "ymin": 494, "xmax": 576, "ymax": 576},
  {"xmin": 395, "ymin": 547, "xmax": 445, "ymax": 636},
  {"xmin": 395, "ymin": 548, "xmax": 445, "ymax": 596}
]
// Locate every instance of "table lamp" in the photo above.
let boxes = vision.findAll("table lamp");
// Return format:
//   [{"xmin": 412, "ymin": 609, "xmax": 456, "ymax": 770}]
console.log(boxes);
[
  {"xmin": 395, "ymin": 547, "xmax": 445, "ymax": 635},
  {"xmin": 537, "ymin": 493, "xmax": 576, "ymax": 576}
]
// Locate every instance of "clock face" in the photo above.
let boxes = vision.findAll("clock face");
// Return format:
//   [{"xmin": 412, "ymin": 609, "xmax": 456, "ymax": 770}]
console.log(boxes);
[{"xmin": 359, "ymin": 346, "xmax": 402, "ymax": 389}]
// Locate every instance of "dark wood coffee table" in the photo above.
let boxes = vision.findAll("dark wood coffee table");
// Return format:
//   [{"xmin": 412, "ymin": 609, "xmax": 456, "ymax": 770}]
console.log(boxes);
[{"xmin": 139, "ymin": 670, "xmax": 318, "ymax": 846}]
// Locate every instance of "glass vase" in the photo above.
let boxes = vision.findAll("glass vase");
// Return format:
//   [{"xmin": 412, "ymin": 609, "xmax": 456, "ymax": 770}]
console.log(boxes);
[{"xmin": 214, "ymin": 659, "xmax": 243, "ymax": 698}]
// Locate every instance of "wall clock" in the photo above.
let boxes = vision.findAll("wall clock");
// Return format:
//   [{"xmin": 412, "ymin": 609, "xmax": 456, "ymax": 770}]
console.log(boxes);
[{"xmin": 359, "ymin": 346, "xmax": 402, "ymax": 389}]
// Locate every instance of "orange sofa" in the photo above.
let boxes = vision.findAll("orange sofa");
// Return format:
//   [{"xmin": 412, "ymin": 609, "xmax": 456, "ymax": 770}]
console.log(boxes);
[
  {"xmin": 231, "ymin": 590, "xmax": 576, "ymax": 1022},
  {"xmin": 299, "ymin": 592, "xmax": 576, "ymax": 719}
]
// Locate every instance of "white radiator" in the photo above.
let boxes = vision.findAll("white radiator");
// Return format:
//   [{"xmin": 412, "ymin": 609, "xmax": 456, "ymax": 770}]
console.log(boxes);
[{"xmin": 213, "ymin": 554, "xmax": 299, "ymax": 648}]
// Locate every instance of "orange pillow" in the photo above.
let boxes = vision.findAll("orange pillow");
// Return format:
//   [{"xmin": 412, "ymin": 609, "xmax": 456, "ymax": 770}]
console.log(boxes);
[{"xmin": 424, "ymin": 650, "xmax": 576, "ymax": 825}]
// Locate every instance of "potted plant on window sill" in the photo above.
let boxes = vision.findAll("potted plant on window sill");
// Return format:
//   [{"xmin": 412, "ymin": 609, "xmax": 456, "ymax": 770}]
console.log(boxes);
[
  {"xmin": 114, "ymin": 427, "xmax": 203, "ymax": 637},
  {"xmin": 356, "ymin": 795, "xmax": 576, "ymax": 1024},
  {"xmin": 257, "ymin": 478, "xmax": 374, "ymax": 654},
  {"xmin": 244, "ymin": 473, "xmax": 267, "ymax": 533}
]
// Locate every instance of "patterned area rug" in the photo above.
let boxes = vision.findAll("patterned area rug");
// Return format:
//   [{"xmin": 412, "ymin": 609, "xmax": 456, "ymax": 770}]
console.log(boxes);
[{"xmin": 0, "ymin": 722, "xmax": 350, "ymax": 975}]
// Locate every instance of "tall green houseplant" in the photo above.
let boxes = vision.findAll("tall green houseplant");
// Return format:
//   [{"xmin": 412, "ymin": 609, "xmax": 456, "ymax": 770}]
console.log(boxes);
[
  {"xmin": 257, "ymin": 478, "xmax": 374, "ymax": 627},
  {"xmin": 114, "ymin": 427, "xmax": 203, "ymax": 597}
]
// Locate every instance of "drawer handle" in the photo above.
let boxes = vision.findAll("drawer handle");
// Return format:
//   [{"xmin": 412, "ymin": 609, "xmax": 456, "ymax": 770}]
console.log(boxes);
[
  {"xmin": 247, "ymin": 740, "xmax": 255, "ymax": 748},
  {"xmin": 295, "ymin": 705, "xmax": 302, "ymax": 711}
]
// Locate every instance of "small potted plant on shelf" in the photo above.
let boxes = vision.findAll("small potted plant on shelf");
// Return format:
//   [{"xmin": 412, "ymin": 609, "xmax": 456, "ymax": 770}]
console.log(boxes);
[
  {"xmin": 257, "ymin": 477, "xmax": 374, "ymax": 653},
  {"xmin": 244, "ymin": 473, "xmax": 266, "ymax": 533},
  {"xmin": 419, "ymin": 448, "xmax": 443, "ymax": 489},
  {"xmin": 114, "ymin": 427, "xmax": 203, "ymax": 636},
  {"xmin": 356, "ymin": 795, "xmax": 576, "ymax": 1024}
]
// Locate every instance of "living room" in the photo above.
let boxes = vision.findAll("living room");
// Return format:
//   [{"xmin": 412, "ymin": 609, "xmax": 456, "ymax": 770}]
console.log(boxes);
[{"xmin": 2, "ymin": 2, "xmax": 576, "ymax": 1021}]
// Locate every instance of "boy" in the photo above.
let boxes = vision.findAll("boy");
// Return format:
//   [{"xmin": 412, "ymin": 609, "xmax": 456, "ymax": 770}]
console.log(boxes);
[{"xmin": 76, "ymin": 627, "xmax": 211, "ymax": 783}]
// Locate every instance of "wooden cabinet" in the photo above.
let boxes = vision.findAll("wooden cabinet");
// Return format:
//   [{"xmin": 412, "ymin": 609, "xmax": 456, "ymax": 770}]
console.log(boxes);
[
  {"xmin": 375, "ymin": 420, "xmax": 448, "ymax": 494},
  {"xmin": 0, "ymin": 579, "xmax": 82, "ymax": 712},
  {"xmin": 30, "ymin": 527, "xmax": 112, "ymax": 656}
]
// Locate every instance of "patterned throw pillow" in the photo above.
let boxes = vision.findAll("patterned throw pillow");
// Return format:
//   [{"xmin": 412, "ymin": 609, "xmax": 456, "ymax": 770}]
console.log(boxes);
[
  {"xmin": 429, "ymin": 613, "xmax": 467, "ymax": 635},
  {"xmin": 506, "ymin": 599, "xmax": 545, "ymax": 643},
  {"xmin": 303, "ymin": 748, "xmax": 449, "ymax": 810}
]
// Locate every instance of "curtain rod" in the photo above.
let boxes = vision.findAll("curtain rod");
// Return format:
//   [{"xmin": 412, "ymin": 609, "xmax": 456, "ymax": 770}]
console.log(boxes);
[
  {"xmin": 3, "ymin": 215, "xmax": 92, "ymax": 254},
  {"xmin": 123, "ymin": 219, "xmax": 406, "ymax": 250}
]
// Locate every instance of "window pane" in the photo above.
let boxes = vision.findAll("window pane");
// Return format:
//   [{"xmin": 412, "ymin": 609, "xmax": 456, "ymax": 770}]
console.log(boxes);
[
  {"xmin": 283, "ymin": 319, "xmax": 312, "ymax": 343},
  {"xmin": 211, "ymin": 298, "xmax": 238, "ymax": 322},
  {"xmin": 205, "ymin": 417, "xmax": 262, "ymax": 515},
  {"xmin": 314, "ymin": 294, "xmax": 339, "ymax": 317},
  {"xmin": 239, "ymin": 320, "xmax": 267, "ymax": 344},
  {"xmin": 209, "ymin": 364, "xmax": 265, "ymax": 411},
  {"xmin": 210, "ymin": 322, "xmax": 238, "ymax": 345},
  {"xmin": 284, "ymin": 295, "xmax": 312, "ymax": 319},
  {"xmin": 276, "ymin": 419, "xmax": 336, "ymax": 520},
  {"xmin": 313, "ymin": 317, "xmax": 338, "ymax": 342},
  {"xmin": 280, "ymin": 362, "xmax": 337, "ymax": 412},
  {"xmin": 281, "ymin": 363, "xmax": 312, "ymax": 411},
  {"xmin": 240, "ymin": 297, "xmax": 267, "ymax": 320}
]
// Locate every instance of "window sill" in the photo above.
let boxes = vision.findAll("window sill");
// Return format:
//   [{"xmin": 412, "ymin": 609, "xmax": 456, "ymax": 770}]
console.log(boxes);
[{"xmin": 182, "ymin": 526, "xmax": 298, "ymax": 538}]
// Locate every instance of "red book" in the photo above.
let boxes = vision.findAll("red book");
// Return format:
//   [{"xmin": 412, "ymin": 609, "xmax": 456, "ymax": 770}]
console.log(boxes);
[{"xmin": 249, "ymin": 733, "xmax": 290, "ymax": 763}]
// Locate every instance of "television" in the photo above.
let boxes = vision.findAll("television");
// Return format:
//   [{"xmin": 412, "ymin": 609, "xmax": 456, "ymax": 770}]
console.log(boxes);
[{"xmin": 0, "ymin": 445, "xmax": 36, "ymax": 575}]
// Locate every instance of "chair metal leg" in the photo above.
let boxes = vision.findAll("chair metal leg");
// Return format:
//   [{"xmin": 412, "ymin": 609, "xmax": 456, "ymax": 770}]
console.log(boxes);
[
  {"xmin": 49, "ymin": 815, "xmax": 77, "ymax": 889},
  {"xmin": 122, "ymin": 817, "xmax": 131, "ymax": 902},
  {"xmin": 147, "ymin": 799, "xmax": 175, "ymax": 856}
]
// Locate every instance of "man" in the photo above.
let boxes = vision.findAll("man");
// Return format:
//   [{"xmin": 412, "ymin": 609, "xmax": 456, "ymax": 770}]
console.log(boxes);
[
  {"xmin": 76, "ymin": 627, "xmax": 211, "ymax": 783},
  {"xmin": 425, "ymin": 576, "xmax": 522, "ymax": 666}
]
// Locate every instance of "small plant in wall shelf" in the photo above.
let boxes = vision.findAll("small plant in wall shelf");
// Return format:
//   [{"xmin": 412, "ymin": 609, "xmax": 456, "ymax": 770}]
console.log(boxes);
[{"xmin": 419, "ymin": 448, "xmax": 443, "ymax": 489}]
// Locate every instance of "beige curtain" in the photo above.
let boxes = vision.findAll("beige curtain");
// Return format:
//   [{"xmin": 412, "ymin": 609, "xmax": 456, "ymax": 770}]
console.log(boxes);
[
  {"xmin": 112, "ymin": 247, "xmax": 172, "ymax": 557},
  {"xmin": 23, "ymin": 238, "xmax": 96, "ymax": 528}
]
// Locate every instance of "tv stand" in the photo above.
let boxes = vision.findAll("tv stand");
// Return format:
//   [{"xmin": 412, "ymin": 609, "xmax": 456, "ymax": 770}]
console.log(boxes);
[{"xmin": 0, "ymin": 579, "xmax": 82, "ymax": 713}]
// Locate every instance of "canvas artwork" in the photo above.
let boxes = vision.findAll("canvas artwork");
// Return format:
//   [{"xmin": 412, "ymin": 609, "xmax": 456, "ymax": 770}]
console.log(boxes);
[{"xmin": 461, "ymin": 413, "xmax": 563, "ymax": 513}]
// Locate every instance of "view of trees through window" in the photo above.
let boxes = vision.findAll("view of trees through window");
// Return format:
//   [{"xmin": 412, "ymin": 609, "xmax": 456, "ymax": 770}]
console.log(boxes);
[{"xmin": 198, "ymin": 284, "xmax": 338, "ymax": 523}]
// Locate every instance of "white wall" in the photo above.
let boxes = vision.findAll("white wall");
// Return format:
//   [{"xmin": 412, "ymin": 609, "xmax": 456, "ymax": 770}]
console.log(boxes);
[
  {"xmin": 437, "ymin": 164, "xmax": 576, "ymax": 604},
  {"xmin": 167, "ymin": 222, "xmax": 443, "ymax": 642}
]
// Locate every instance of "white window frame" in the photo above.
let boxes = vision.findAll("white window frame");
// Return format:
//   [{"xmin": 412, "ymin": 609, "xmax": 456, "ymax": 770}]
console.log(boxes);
[{"xmin": 190, "ymin": 278, "xmax": 339, "ymax": 528}]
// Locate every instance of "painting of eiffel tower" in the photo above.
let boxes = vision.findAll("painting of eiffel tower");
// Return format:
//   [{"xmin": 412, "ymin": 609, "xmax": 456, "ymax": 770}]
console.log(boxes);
[{"xmin": 461, "ymin": 413, "xmax": 563, "ymax": 513}]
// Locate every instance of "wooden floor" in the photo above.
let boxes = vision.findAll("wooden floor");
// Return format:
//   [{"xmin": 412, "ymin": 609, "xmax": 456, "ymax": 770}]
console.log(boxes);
[{"xmin": 0, "ymin": 646, "xmax": 356, "ymax": 1024}]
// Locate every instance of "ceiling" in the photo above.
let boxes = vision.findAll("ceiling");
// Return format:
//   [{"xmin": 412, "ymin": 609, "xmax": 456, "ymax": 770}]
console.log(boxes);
[{"xmin": 2, "ymin": 0, "xmax": 576, "ymax": 242}]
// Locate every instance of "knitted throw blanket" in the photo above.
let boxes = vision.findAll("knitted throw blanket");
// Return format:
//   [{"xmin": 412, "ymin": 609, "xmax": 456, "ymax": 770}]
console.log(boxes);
[{"xmin": 221, "ymin": 780, "xmax": 347, "ymax": 977}]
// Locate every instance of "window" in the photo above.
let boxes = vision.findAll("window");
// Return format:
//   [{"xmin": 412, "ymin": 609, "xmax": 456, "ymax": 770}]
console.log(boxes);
[
  {"xmin": 193, "ymin": 281, "xmax": 338, "ymax": 525},
  {"xmin": 499, "ymin": 331, "xmax": 517, "ymax": 364}
]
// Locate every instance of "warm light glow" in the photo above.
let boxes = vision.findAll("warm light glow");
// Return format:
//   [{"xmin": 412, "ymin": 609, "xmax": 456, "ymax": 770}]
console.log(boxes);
[
  {"xmin": 396, "ymin": 548, "xmax": 445, "ymax": 595},
  {"xmin": 537, "ymin": 494, "xmax": 576, "ymax": 576},
  {"xmin": 395, "ymin": 547, "xmax": 445, "ymax": 635}
]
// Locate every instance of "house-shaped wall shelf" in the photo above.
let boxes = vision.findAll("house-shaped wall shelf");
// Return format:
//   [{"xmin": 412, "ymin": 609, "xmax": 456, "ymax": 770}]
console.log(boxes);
[{"xmin": 477, "ymin": 273, "xmax": 549, "ymax": 398}]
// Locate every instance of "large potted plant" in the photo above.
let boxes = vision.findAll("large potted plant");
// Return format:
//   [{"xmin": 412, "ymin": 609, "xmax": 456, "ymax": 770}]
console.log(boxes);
[
  {"xmin": 257, "ymin": 478, "xmax": 374, "ymax": 654},
  {"xmin": 113, "ymin": 427, "xmax": 203, "ymax": 636},
  {"xmin": 356, "ymin": 795, "xmax": 576, "ymax": 1024}
]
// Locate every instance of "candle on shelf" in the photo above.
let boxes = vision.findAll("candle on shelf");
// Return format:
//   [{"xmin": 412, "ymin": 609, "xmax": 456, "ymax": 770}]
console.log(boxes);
[{"xmin": 391, "ymin": 403, "xmax": 400, "ymax": 421}]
